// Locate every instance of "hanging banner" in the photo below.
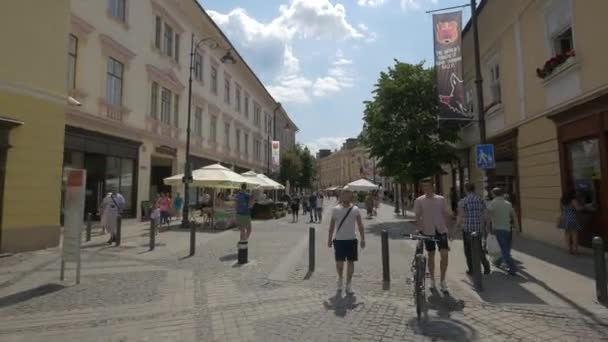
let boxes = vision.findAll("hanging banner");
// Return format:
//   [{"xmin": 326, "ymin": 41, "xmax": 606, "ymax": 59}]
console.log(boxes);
[
  {"xmin": 433, "ymin": 11, "xmax": 468, "ymax": 119},
  {"xmin": 271, "ymin": 141, "xmax": 280, "ymax": 172}
]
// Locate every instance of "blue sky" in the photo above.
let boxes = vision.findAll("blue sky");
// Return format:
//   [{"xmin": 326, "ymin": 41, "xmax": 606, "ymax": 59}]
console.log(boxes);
[{"xmin": 201, "ymin": 0, "xmax": 472, "ymax": 153}]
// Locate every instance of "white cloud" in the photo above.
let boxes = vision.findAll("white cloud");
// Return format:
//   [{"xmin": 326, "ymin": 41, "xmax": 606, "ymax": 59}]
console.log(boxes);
[
  {"xmin": 357, "ymin": 0, "xmax": 387, "ymax": 8},
  {"xmin": 400, "ymin": 0, "xmax": 438, "ymax": 11},
  {"xmin": 312, "ymin": 50, "xmax": 355, "ymax": 97},
  {"xmin": 207, "ymin": 1, "xmax": 368, "ymax": 104},
  {"xmin": 305, "ymin": 137, "xmax": 348, "ymax": 154}
]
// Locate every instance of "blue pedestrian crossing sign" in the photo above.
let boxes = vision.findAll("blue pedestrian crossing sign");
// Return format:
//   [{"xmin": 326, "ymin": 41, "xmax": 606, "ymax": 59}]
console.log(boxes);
[{"xmin": 476, "ymin": 144, "xmax": 495, "ymax": 169}]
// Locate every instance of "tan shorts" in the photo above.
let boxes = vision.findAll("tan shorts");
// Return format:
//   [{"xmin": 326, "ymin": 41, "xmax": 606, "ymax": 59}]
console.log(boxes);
[{"xmin": 236, "ymin": 214, "xmax": 251, "ymax": 228}]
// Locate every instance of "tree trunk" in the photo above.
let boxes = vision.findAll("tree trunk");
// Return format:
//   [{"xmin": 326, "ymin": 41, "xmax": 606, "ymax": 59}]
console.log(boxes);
[{"xmin": 400, "ymin": 183, "xmax": 406, "ymax": 216}]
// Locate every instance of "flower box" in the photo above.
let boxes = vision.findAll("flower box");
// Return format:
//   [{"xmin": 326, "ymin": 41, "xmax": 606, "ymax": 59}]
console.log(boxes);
[{"xmin": 536, "ymin": 50, "xmax": 576, "ymax": 79}]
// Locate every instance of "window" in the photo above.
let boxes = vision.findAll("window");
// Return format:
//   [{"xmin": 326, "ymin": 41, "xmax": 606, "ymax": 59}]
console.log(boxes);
[
  {"xmin": 163, "ymin": 23, "xmax": 173, "ymax": 57},
  {"xmin": 254, "ymin": 103, "xmax": 261, "ymax": 126},
  {"xmin": 236, "ymin": 128, "xmax": 241, "ymax": 154},
  {"xmin": 109, "ymin": 0, "xmax": 126, "ymax": 22},
  {"xmin": 150, "ymin": 82, "xmax": 159, "ymax": 118},
  {"xmin": 174, "ymin": 33, "xmax": 180, "ymax": 62},
  {"xmin": 545, "ymin": 0, "xmax": 574, "ymax": 56},
  {"xmin": 224, "ymin": 78, "xmax": 231, "ymax": 104},
  {"xmin": 67, "ymin": 34, "xmax": 77, "ymax": 90},
  {"xmin": 235, "ymin": 85, "xmax": 241, "ymax": 113},
  {"xmin": 154, "ymin": 16, "xmax": 162, "ymax": 49},
  {"xmin": 487, "ymin": 61, "xmax": 501, "ymax": 104},
  {"xmin": 264, "ymin": 113, "xmax": 268, "ymax": 133},
  {"xmin": 210, "ymin": 66, "xmax": 218, "ymax": 94},
  {"xmin": 244, "ymin": 133, "xmax": 249, "ymax": 156},
  {"xmin": 161, "ymin": 87, "xmax": 171, "ymax": 124},
  {"xmin": 106, "ymin": 57, "xmax": 123, "ymax": 106},
  {"xmin": 210, "ymin": 115, "xmax": 217, "ymax": 143},
  {"xmin": 173, "ymin": 94, "xmax": 179, "ymax": 127},
  {"xmin": 194, "ymin": 52, "xmax": 203, "ymax": 81},
  {"xmin": 224, "ymin": 122, "xmax": 230, "ymax": 149},
  {"xmin": 244, "ymin": 95, "xmax": 250, "ymax": 118},
  {"xmin": 194, "ymin": 107, "xmax": 203, "ymax": 136},
  {"xmin": 553, "ymin": 27, "xmax": 573, "ymax": 55},
  {"xmin": 568, "ymin": 138, "xmax": 600, "ymax": 208}
]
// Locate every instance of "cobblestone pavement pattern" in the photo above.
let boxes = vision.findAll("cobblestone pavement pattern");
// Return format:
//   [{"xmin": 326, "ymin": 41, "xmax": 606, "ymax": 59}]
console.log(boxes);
[{"xmin": 1, "ymin": 199, "xmax": 607, "ymax": 341}]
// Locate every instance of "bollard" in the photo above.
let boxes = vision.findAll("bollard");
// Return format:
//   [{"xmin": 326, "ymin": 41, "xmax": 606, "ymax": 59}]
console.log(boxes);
[
  {"xmin": 471, "ymin": 232, "xmax": 483, "ymax": 291},
  {"xmin": 381, "ymin": 229, "xmax": 390, "ymax": 282},
  {"xmin": 309, "ymin": 227, "xmax": 315, "ymax": 273},
  {"xmin": 238, "ymin": 240, "xmax": 248, "ymax": 264},
  {"xmin": 115, "ymin": 215, "xmax": 122, "ymax": 246},
  {"xmin": 86, "ymin": 212, "xmax": 92, "ymax": 242},
  {"xmin": 149, "ymin": 219, "xmax": 156, "ymax": 251},
  {"xmin": 189, "ymin": 220, "xmax": 196, "ymax": 256},
  {"xmin": 593, "ymin": 236, "xmax": 607, "ymax": 303}
]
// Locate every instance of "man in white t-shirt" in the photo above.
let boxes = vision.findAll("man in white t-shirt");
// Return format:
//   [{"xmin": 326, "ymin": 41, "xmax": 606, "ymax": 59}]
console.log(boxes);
[{"xmin": 327, "ymin": 187, "xmax": 366, "ymax": 294}]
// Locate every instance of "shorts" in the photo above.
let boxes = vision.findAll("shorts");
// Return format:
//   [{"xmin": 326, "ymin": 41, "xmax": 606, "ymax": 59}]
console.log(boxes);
[
  {"xmin": 423, "ymin": 231, "xmax": 449, "ymax": 252},
  {"xmin": 333, "ymin": 239, "xmax": 358, "ymax": 262},
  {"xmin": 236, "ymin": 214, "xmax": 251, "ymax": 228}
]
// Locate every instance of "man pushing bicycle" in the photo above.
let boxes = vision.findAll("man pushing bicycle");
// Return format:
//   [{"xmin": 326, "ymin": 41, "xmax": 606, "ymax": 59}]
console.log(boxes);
[{"xmin": 413, "ymin": 178, "xmax": 452, "ymax": 293}]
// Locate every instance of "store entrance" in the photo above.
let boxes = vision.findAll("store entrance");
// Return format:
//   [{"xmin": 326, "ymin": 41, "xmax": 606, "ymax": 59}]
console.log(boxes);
[
  {"xmin": 84, "ymin": 154, "xmax": 106, "ymax": 220},
  {"xmin": 150, "ymin": 156, "xmax": 173, "ymax": 200}
]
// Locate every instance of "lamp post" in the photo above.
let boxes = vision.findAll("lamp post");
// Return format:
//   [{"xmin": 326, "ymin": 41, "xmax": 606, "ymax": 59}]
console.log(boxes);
[{"xmin": 183, "ymin": 33, "xmax": 236, "ymax": 256}]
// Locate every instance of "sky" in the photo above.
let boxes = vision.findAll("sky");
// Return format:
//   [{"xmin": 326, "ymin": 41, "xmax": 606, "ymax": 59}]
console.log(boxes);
[{"xmin": 200, "ymin": 0, "xmax": 473, "ymax": 153}]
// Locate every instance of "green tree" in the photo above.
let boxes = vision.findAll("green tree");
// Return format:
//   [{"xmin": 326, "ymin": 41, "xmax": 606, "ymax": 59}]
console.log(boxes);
[
  {"xmin": 279, "ymin": 146, "xmax": 302, "ymax": 189},
  {"xmin": 361, "ymin": 60, "xmax": 458, "ymax": 185},
  {"xmin": 299, "ymin": 147, "xmax": 315, "ymax": 190}
]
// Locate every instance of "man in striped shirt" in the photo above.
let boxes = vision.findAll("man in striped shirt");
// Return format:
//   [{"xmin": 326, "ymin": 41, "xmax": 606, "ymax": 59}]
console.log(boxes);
[{"xmin": 457, "ymin": 183, "xmax": 491, "ymax": 275}]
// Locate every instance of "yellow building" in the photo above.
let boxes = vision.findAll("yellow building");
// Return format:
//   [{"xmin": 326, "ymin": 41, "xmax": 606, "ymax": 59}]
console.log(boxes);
[
  {"xmin": 318, "ymin": 140, "xmax": 376, "ymax": 189},
  {"xmin": 0, "ymin": 0, "xmax": 70, "ymax": 252},
  {"xmin": 447, "ymin": 0, "xmax": 608, "ymax": 248}
]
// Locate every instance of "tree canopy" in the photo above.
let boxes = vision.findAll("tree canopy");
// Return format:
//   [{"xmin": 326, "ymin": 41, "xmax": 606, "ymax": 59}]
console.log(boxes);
[
  {"xmin": 360, "ymin": 60, "xmax": 458, "ymax": 184},
  {"xmin": 279, "ymin": 144, "xmax": 316, "ymax": 191}
]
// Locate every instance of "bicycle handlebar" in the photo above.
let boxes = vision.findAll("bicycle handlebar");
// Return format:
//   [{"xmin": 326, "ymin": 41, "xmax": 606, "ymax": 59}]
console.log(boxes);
[{"xmin": 403, "ymin": 233, "xmax": 439, "ymax": 242}]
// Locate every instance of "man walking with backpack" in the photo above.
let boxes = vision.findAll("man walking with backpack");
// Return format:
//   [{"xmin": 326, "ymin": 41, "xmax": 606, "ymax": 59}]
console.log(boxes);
[{"xmin": 327, "ymin": 187, "xmax": 366, "ymax": 294}]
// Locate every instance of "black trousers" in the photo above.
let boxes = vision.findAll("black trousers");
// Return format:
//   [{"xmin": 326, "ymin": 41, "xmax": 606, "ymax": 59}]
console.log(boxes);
[{"xmin": 463, "ymin": 231, "xmax": 490, "ymax": 272}]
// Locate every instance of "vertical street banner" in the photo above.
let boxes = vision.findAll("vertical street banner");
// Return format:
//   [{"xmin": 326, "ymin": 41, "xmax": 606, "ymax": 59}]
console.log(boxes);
[
  {"xmin": 271, "ymin": 141, "xmax": 280, "ymax": 172},
  {"xmin": 433, "ymin": 11, "xmax": 467, "ymax": 119}
]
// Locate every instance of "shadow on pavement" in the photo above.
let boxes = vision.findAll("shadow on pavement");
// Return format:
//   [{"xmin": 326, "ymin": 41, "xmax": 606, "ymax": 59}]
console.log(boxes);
[
  {"xmin": 366, "ymin": 221, "xmax": 417, "ymax": 239},
  {"xmin": 470, "ymin": 268, "xmax": 547, "ymax": 305},
  {"xmin": 408, "ymin": 316, "xmax": 477, "ymax": 342},
  {"xmin": 0, "ymin": 283, "xmax": 65, "ymax": 309},
  {"xmin": 426, "ymin": 289, "xmax": 465, "ymax": 319},
  {"xmin": 303, "ymin": 271, "xmax": 313, "ymax": 280},
  {"xmin": 219, "ymin": 253, "xmax": 238, "ymax": 262},
  {"xmin": 323, "ymin": 292, "xmax": 362, "ymax": 317},
  {"xmin": 512, "ymin": 236, "xmax": 595, "ymax": 279}
]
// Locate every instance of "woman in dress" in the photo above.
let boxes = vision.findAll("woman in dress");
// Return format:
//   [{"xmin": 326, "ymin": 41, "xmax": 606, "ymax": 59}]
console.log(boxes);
[{"xmin": 558, "ymin": 191, "xmax": 583, "ymax": 255}]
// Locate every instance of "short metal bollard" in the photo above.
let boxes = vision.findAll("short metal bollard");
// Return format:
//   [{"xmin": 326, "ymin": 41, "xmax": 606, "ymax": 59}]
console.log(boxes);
[
  {"xmin": 86, "ymin": 212, "xmax": 92, "ymax": 242},
  {"xmin": 115, "ymin": 215, "xmax": 122, "ymax": 246},
  {"xmin": 381, "ymin": 229, "xmax": 390, "ymax": 282},
  {"xmin": 149, "ymin": 219, "xmax": 156, "ymax": 251},
  {"xmin": 471, "ymin": 232, "xmax": 483, "ymax": 291},
  {"xmin": 238, "ymin": 240, "xmax": 248, "ymax": 264},
  {"xmin": 309, "ymin": 227, "xmax": 315, "ymax": 273},
  {"xmin": 593, "ymin": 236, "xmax": 607, "ymax": 303}
]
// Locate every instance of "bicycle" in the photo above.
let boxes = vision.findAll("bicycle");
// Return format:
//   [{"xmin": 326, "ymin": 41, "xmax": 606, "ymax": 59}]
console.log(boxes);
[{"xmin": 404, "ymin": 233, "xmax": 438, "ymax": 321}]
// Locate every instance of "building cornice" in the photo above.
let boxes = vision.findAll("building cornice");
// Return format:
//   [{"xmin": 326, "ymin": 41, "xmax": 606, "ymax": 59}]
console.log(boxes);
[
  {"xmin": 151, "ymin": 0, "xmax": 184, "ymax": 33},
  {"xmin": 70, "ymin": 13, "xmax": 95, "ymax": 41},
  {"xmin": 99, "ymin": 34, "xmax": 136, "ymax": 65},
  {"xmin": 145, "ymin": 64, "xmax": 185, "ymax": 93}
]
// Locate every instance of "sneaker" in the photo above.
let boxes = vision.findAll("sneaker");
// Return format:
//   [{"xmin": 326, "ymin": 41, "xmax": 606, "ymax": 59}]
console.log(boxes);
[
  {"xmin": 429, "ymin": 278, "xmax": 437, "ymax": 290},
  {"xmin": 336, "ymin": 277, "xmax": 343, "ymax": 291},
  {"xmin": 440, "ymin": 280, "xmax": 449, "ymax": 292},
  {"xmin": 345, "ymin": 282, "xmax": 353, "ymax": 294}
]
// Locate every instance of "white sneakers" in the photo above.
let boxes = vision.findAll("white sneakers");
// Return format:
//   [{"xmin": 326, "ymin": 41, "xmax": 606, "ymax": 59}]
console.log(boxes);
[
  {"xmin": 440, "ymin": 280, "xmax": 449, "ymax": 292},
  {"xmin": 337, "ymin": 277, "xmax": 354, "ymax": 294},
  {"xmin": 345, "ymin": 282, "xmax": 353, "ymax": 294}
]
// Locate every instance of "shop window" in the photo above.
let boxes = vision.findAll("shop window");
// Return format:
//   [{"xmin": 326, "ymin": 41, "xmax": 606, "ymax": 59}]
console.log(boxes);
[{"xmin": 568, "ymin": 138, "xmax": 600, "ymax": 208}]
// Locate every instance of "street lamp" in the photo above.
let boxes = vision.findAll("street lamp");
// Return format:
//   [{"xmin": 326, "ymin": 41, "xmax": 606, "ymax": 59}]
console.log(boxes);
[
  {"xmin": 268, "ymin": 102, "xmax": 282, "ymax": 176},
  {"xmin": 184, "ymin": 33, "xmax": 236, "ymax": 256}
]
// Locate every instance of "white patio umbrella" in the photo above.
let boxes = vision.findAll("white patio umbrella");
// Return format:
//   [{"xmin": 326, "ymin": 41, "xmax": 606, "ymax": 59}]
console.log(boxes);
[
  {"xmin": 257, "ymin": 173, "xmax": 285, "ymax": 190},
  {"xmin": 344, "ymin": 178, "xmax": 379, "ymax": 192},
  {"xmin": 164, "ymin": 163, "xmax": 258, "ymax": 189},
  {"xmin": 241, "ymin": 170, "xmax": 274, "ymax": 189}
]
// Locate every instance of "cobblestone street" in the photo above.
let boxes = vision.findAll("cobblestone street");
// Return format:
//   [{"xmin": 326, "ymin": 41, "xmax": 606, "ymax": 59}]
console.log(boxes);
[{"xmin": 1, "ymin": 200, "xmax": 607, "ymax": 341}]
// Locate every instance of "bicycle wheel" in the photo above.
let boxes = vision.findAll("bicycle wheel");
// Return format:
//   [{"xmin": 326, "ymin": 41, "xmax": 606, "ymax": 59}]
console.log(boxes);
[{"xmin": 415, "ymin": 254, "xmax": 426, "ymax": 321}]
